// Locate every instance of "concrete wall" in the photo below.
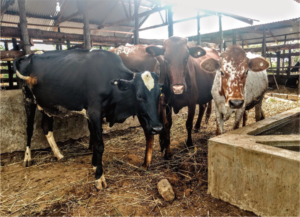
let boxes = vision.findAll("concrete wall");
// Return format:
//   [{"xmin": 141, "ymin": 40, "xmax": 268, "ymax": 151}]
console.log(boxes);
[
  {"xmin": 0, "ymin": 90, "xmax": 141, "ymax": 154},
  {"xmin": 208, "ymin": 108, "xmax": 300, "ymax": 216}
]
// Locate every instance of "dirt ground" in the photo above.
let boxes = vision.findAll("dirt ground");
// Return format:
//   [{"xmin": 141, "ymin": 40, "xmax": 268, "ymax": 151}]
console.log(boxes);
[{"xmin": 1, "ymin": 85, "xmax": 299, "ymax": 216}]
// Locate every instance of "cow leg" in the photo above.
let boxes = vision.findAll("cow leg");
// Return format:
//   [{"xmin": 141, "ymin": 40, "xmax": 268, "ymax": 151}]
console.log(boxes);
[
  {"xmin": 87, "ymin": 120, "xmax": 94, "ymax": 151},
  {"xmin": 88, "ymin": 110, "xmax": 107, "ymax": 190},
  {"xmin": 255, "ymin": 102, "xmax": 262, "ymax": 122},
  {"xmin": 193, "ymin": 104, "xmax": 207, "ymax": 132},
  {"xmin": 233, "ymin": 109, "xmax": 244, "ymax": 130},
  {"xmin": 41, "ymin": 113, "xmax": 64, "ymax": 160},
  {"xmin": 23, "ymin": 86, "xmax": 37, "ymax": 167},
  {"xmin": 160, "ymin": 105, "xmax": 172, "ymax": 159},
  {"xmin": 242, "ymin": 110, "xmax": 248, "ymax": 127},
  {"xmin": 215, "ymin": 103, "xmax": 223, "ymax": 135},
  {"xmin": 185, "ymin": 104, "xmax": 196, "ymax": 147},
  {"xmin": 142, "ymin": 130, "xmax": 154, "ymax": 170}
]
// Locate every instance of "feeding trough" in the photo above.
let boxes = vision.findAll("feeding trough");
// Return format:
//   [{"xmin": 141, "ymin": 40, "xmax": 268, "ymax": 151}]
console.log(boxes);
[{"xmin": 208, "ymin": 107, "xmax": 300, "ymax": 216}]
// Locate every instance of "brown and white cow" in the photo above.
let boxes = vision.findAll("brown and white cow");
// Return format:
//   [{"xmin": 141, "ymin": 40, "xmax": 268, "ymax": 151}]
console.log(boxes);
[
  {"xmin": 146, "ymin": 37, "xmax": 220, "ymax": 159},
  {"xmin": 201, "ymin": 45, "xmax": 269, "ymax": 135}
]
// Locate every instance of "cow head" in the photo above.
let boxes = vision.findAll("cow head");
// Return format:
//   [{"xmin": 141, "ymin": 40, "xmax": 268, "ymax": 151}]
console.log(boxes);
[
  {"xmin": 201, "ymin": 45, "xmax": 269, "ymax": 109},
  {"xmin": 146, "ymin": 37, "xmax": 206, "ymax": 95},
  {"xmin": 111, "ymin": 71, "xmax": 163, "ymax": 134}
]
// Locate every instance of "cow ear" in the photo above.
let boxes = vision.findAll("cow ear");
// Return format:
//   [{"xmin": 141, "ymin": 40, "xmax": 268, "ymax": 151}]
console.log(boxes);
[
  {"xmin": 247, "ymin": 57, "xmax": 270, "ymax": 72},
  {"xmin": 200, "ymin": 58, "xmax": 220, "ymax": 73},
  {"xmin": 188, "ymin": 46, "xmax": 206, "ymax": 58},
  {"xmin": 146, "ymin": 46, "xmax": 165, "ymax": 57},
  {"xmin": 111, "ymin": 79, "xmax": 132, "ymax": 91}
]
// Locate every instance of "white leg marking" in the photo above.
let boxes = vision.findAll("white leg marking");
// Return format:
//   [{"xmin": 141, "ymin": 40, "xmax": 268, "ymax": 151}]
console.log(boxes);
[
  {"xmin": 95, "ymin": 174, "xmax": 107, "ymax": 190},
  {"xmin": 93, "ymin": 166, "xmax": 97, "ymax": 172},
  {"xmin": 45, "ymin": 132, "xmax": 64, "ymax": 160},
  {"xmin": 24, "ymin": 146, "xmax": 32, "ymax": 166}
]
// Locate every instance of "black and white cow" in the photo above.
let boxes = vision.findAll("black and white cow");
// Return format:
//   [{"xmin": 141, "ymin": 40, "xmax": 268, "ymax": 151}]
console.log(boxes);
[{"xmin": 14, "ymin": 49, "xmax": 162, "ymax": 190}]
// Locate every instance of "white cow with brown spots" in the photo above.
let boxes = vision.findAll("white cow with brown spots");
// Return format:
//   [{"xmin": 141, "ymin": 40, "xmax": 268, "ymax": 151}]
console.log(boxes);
[{"xmin": 201, "ymin": 45, "xmax": 269, "ymax": 135}]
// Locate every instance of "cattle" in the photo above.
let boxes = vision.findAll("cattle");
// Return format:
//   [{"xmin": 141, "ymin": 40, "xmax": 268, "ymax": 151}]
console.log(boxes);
[
  {"xmin": 201, "ymin": 45, "xmax": 269, "ymax": 135},
  {"xmin": 145, "ymin": 36, "xmax": 219, "ymax": 159},
  {"xmin": 285, "ymin": 62, "xmax": 300, "ymax": 88},
  {"xmin": 110, "ymin": 44, "xmax": 212, "ymax": 166},
  {"xmin": 13, "ymin": 49, "xmax": 162, "ymax": 190}
]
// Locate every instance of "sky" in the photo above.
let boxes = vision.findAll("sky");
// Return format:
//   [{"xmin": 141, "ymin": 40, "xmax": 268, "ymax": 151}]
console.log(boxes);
[{"xmin": 139, "ymin": 0, "xmax": 300, "ymax": 39}]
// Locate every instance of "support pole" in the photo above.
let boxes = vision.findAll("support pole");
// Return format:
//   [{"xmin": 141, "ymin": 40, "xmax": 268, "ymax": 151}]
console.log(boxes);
[
  {"xmin": 232, "ymin": 29, "xmax": 236, "ymax": 45},
  {"xmin": 287, "ymin": 49, "xmax": 291, "ymax": 78},
  {"xmin": 276, "ymin": 51, "xmax": 281, "ymax": 78},
  {"xmin": 66, "ymin": 40, "xmax": 71, "ymax": 50},
  {"xmin": 197, "ymin": 11, "xmax": 201, "ymax": 45},
  {"xmin": 17, "ymin": 0, "xmax": 31, "ymax": 54},
  {"xmin": 134, "ymin": 0, "xmax": 139, "ymax": 45},
  {"xmin": 168, "ymin": 6, "xmax": 173, "ymax": 37},
  {"xmin": 77, "ymin": 0, "xmax": 91, "ymax": 49},
  {"xmin": 262, "ymin": 25, "xmax": 266, "ymax": 57},
  {"xmin": 218, "ymin": 14, "xmax": 223, "ymax": 52},
  {"xmin": 4, "ymin": 42, "xmax": 13, "ymax": 88}
]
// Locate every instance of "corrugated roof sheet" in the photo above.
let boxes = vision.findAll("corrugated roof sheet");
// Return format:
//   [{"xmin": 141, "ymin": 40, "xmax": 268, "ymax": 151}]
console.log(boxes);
[
  {"xmin": 188, "ymin": 17, "xmax": 300, "ymax": 46},
  {"xmin": 1, "ymin": 0, "xmax": 156, "ymax": 37}
]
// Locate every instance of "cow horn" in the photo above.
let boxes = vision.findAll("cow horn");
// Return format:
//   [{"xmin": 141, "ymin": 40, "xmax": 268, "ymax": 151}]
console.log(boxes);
[{"xmin": 15, "ymin": 69, "xmax": 30, "ymax": 81}]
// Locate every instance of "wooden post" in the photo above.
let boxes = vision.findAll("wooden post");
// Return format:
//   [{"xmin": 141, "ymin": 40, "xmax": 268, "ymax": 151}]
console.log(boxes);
[
  {"xmin": 197, "ymin": 11, "xmax": 201, "ymax": 45},
  {"xmin": 232, "ymin": 29, "xmax": 236, "ymax": 45},
  {"xmin": 287, "ymin": 49, "xmax": 291, "ymax": 77},
  {"xmin": 168, "ymin": 6, "xmax": 173, "ymax": 37},
  {"xmin": 17, "ymin": 0, "xmax": 31, "ymax": 54},
  {"xmin": 134, "ymin": 0, "xmax": 139, "ymax": 45},
  {"xmin": 276, "ymin": 51, "xmax": 281, "ymax": 78},
  {"xmin": 262, "ymin": 25, "xmax": 266, "ymax": 57},
  {"xmin": 12, "ymin": 38, "xmax": 19, "ymax": 50},
  {"xmin": 77, "ymin": 0, "xmax": 91, "ymax": 49},
  {"xmin": 218, "ymin": 14, "xmax": 223, "ymax": 52},
  {"xmin": 4, "ymin": 42, "xmax": 13, "ymax": 88},
  {"xmin": 66, "ymin": 40, "xmax": 71, "ymax": 50}
]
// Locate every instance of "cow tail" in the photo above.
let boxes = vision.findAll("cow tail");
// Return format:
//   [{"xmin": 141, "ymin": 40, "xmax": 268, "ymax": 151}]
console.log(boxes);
[
  {"xmin": 13, "ymin": 56, "xmax": 30, "ymax": 81},
  {"xmin": 205, "ymin": 100, "xmax": 212, "ymax": 124}
]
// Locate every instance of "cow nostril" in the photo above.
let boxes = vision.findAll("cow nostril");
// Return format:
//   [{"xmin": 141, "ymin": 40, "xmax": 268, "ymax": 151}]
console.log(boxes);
[
  {"xmin": 172, "ymin": 85, "xmax": 185, "ymax": 94},
  {"xmin": 229, "ymin": 100, "xmax": 244, "ymax": 108},
  {"xmin": 151, "ymin": 126, "xmax": 163, "ymax": 133}
]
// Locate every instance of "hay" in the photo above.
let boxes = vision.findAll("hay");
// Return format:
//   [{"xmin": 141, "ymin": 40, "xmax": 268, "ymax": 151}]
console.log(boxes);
[{"xmin": 0, "ymin": 85, "xmax": 298, "ymax": 216}]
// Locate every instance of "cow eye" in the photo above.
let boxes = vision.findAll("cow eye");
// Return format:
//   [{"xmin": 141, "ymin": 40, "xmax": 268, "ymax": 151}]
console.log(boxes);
[
  {"xmin": 220, "ymin": 71, "xmax": 224, "ymax": 76},
  {"xmin": 136, "ymin": 93, "xmax": 144, "ymax": 101}
]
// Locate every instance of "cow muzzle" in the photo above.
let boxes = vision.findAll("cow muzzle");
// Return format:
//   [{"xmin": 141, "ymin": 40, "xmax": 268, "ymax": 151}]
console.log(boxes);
[
  {"xmin": 172, "ymin": 84, "xmax": 185, "ymax": 95},
  {"xmin": 229, "ymin": 99, "xmax": 244, "ymax": 109},
  {"xmin": 151, "ymin": 125, "xmax": 163, "ymax": 135}
]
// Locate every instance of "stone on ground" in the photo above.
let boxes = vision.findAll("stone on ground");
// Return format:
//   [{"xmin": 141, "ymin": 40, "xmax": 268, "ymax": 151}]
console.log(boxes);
[{"xmin": 157, "ymin": 179, "xmax": 175, "ymax": 201}]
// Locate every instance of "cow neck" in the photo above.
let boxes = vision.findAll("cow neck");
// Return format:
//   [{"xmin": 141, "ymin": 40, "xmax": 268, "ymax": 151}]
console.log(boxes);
[{"xmin": 107, "ymin": 73, "xmax": 137, "ymax": 127}]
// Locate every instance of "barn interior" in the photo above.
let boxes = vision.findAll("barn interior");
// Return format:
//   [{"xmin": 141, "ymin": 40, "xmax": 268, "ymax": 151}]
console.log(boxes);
[{"xmin": 0, "ymin": 0, "xmax": 299, "ymax": 216}]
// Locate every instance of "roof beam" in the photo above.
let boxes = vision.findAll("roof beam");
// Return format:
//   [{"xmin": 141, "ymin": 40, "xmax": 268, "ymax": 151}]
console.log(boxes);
[
  {"xmin": 266, "ymin": 25, "xmax": 278, "ymax": 44},
  {"xmin": 102, "ymin": 5, "xmax": 169, "ymax": 28},
  {"xmin": 54, "ymin": 0, "xmax": 70, "ymax": 26},
  {"xmin": 55, "ymin": 1, "xmax": 99, "ymax": 25},
  {"xmin": 1, "ymin": 0, "xmax": 15, "ymax": 17}
]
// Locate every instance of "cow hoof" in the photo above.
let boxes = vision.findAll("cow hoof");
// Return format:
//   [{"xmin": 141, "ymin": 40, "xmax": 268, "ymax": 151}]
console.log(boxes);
[
  {"xmin": 185, "ymin": 139, "xmax": 193, "ymax": 147},
  {"xmin": 95, "ymin": 175, "xmax": 107, "ymax": 190},
  {"xmin": 23, "ymin": 160, "xmax": 32, "ymax": 167},
  {"xmin": 141, "ymin": 164, "xmax": 149, "ymax": 171},
  {"xmin": 164, "ymin": 152, "xmax": 172, "ymax": 160},
  {"xmin": 193, "ymin": 127, "xmax": 200, "ymax": 132},
  {"xmin": 56, "ymin": 154, "xmax": 64, "ymax": 161}
]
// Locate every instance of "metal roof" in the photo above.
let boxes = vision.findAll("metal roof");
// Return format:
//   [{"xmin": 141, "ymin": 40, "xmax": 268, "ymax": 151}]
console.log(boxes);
[
  {"xmin": 1, "ymin": 0, "xmax": 156, "ymax": 37},
  {"xmin": 188, "ymin": 17, "xmax": 300, "ymax": 46}
]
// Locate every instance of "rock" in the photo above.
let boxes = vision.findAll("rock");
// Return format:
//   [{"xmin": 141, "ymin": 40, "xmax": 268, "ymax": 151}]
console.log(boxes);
[
  {"xmin": 185, "ymin": 188, "xmax": 193, "ymax": 196},
  {"xmin": 157, "ymin": 179, "xmax": 175, "ymax": 201}
]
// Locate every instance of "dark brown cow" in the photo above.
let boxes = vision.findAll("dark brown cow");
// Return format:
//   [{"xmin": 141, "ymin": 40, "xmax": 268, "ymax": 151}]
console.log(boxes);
[
  {"xmin": 110, "ymin": 44, "xmax": 213, "ymax": 167},
  {"xmin": 146, "ymin": 37, "xmax": 220, "ymax": 158}
]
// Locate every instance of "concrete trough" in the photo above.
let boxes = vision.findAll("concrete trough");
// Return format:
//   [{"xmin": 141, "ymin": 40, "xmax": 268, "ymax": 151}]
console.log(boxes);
[
  {"xmin": 208, "ymin": 107, "xmax": 300, "ymax": 216},
  {"xmin": 0, "ymin": 90, "xmax": 141, "ymax": 154}
]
